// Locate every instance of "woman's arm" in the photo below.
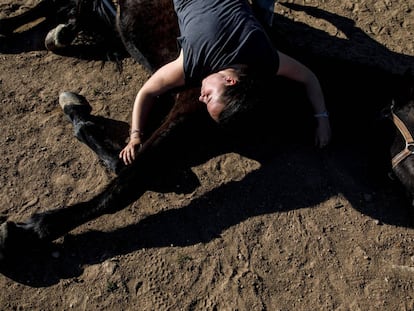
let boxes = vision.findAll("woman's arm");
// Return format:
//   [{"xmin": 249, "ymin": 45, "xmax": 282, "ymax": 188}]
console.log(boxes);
[
  {"xmin": 276, "ymin": 51, "xmax": 332, "ymax": 147},
  {"xmin": 120, "ymin": 50, "xmax": 186, "ymax": 165}
]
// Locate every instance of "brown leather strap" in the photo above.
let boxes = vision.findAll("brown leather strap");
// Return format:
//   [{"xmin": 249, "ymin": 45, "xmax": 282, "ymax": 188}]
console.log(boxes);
[{"xmin": 391, "ymin": 112, "xmax": 414, "ymax": 168}]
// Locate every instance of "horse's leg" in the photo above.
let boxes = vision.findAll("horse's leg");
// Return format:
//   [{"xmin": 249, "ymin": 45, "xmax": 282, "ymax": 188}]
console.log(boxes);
[
  {"xmin": 0, "ymin": 0, "xmax": 80, "ymax": 50},
  {"xmin": 0, "ymin": 163, "xmax": 146, "ymax": 262},
  {"xmin": 12, "ymin": 164, "xmax": 147, "ymax": 242},
  {"xmin": 0, "ymin": 137, "xmax": 169, "ymax": 260},
  {"xmin": 0, "ymin": 90, "xmax": 203, "ymax": 262},
  {"xmin": 59, "ymin": 92, "xmax": 124, "ymax": 174},
  {"xmin": 59, "ymin": 89, "xmax": 202, "ymax": 173},
  {"xmin": 45, "ymin": 0, "xmax": 120, "ymax": 52},
  {"xmin": 44, "ymin": 0, "xmax": 88, "ymax": 51},
  {"xmin": 0, "ymin": 0, "xmax": 55, "ymax": 35}
]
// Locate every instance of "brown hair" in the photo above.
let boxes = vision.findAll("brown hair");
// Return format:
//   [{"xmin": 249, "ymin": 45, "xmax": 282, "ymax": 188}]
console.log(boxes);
[{"xmin": 218, "ymin": 65, "xmax": 268, "ymax": 126}]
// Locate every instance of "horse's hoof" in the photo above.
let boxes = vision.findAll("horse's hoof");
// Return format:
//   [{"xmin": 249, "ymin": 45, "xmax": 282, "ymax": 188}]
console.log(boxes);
[
  {"xmin": 59, "ymin": 91, "xmax": 90, "ymax": 110},
  {"xmin": 44, "ymin": 24, "xmax": 75, "ymax": 51},
  {"xmin": 59, "ymin": 92, "xmax": 92, "ymax": 121}
]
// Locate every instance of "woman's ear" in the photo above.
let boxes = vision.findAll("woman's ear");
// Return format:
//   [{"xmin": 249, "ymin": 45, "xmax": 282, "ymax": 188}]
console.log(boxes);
[{"xmin": 225, "ymin": 76, "xmax": 238, "ymax": 85}]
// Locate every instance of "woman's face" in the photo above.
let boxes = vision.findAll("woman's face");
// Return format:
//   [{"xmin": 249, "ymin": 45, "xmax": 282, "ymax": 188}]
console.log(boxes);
[{"xmin": 199, "ymin": 70, "xmax": 237, "ymax": 122}]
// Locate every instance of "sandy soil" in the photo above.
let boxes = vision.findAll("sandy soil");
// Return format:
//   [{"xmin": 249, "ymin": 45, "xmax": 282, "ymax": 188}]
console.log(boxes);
[{"xmin": 0, "ymin": 0, "xmax": 414, "ymax": 310}]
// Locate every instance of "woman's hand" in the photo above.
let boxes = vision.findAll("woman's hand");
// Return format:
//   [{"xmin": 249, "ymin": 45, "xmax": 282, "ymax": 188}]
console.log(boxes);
[
  {"xmin": 314, "ymin": 117, "xmax": 332, "ymax": 148},
  {"xmin": 119, "ymin": 137, "xmax": 142, "ymax": 165}
]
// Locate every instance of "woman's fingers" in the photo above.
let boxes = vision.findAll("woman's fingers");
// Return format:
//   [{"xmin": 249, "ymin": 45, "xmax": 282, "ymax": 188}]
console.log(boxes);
[{"xmin": 119, "ymin": 145, "xmax": 135, "ymax": 165}]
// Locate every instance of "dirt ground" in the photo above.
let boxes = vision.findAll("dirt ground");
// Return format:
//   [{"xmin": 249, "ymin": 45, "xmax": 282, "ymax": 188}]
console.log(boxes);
[{"xmin": 1, "ymin": 0, "xmax": 414, "ymax": 310}]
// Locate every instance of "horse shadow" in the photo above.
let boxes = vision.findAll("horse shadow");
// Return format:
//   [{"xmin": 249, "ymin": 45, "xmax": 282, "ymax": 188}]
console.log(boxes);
[{"xmin": 2, "ymin": 5, "xmax": 414, "ymax": 286}]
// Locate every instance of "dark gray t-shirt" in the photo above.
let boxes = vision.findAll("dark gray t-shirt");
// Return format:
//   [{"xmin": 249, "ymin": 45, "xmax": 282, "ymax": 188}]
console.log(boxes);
[{"xmin": 173, "ymin": 0, "xmax": 279, "ymax": 87}]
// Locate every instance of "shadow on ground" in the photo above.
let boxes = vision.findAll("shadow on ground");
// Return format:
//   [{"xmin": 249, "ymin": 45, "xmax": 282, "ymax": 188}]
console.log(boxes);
[{"xmin": 1, "ymin": 4, "xmax": 414, "ymax": 286}]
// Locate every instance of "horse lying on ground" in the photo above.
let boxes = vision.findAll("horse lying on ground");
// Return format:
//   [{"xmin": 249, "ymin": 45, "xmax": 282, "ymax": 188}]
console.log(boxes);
[
  {"xmin": 0, "ymin": 0, "xmax": 414, "ymax": 264},
  {"xmin": 0, "ymin": 0, "xmax": 272, "ymax": 262}
]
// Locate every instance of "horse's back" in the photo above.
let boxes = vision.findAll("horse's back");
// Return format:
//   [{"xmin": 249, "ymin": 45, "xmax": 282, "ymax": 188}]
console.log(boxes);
[{"xmin": 117, "ymin": 0, "xmax": 179, "ymax": 68}]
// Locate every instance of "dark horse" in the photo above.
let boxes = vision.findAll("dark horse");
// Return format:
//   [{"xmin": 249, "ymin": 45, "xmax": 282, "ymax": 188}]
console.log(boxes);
[{"xmin": 0, "ymin": 0, "xmax": 413, "ymax": 264}]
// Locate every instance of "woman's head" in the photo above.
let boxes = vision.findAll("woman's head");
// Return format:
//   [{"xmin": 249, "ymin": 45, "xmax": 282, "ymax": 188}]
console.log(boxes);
[
  {"xmin": 199, "ymin": 68, "xmax": 239, "ymax": 121},
  {"xmin": 199, "ymin": 65, "xmax": 262, "ymax": 124}
]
